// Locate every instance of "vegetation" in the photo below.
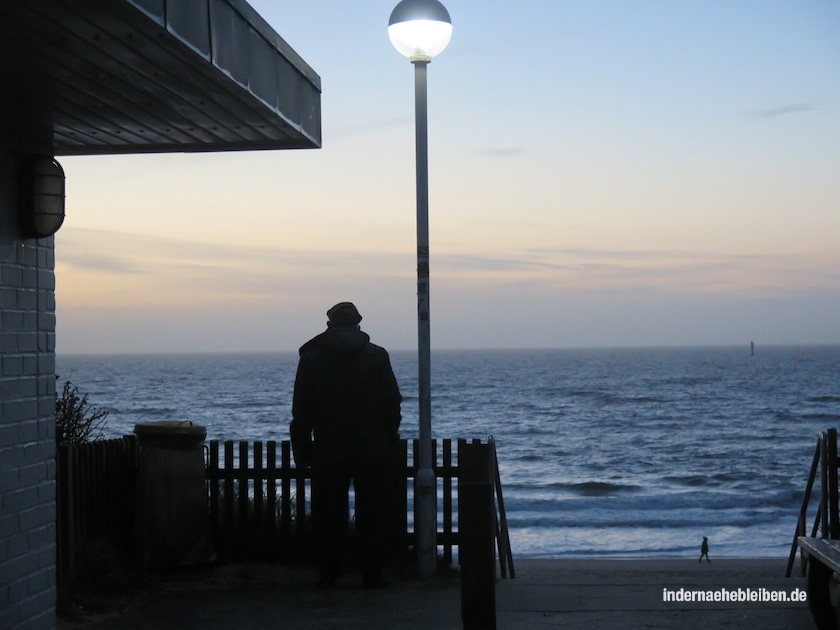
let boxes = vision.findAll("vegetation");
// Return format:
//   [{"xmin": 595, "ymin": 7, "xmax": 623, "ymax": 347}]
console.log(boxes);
[{"xmin": 55, "ymin": 379, "xmax": 109, "ymax": 446}]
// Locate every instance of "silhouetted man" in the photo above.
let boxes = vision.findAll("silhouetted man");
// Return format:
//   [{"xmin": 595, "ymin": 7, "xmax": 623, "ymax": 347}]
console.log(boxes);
[{"xmin": 291, "ymin": 302, "xmax": 402, "ymax": 588}]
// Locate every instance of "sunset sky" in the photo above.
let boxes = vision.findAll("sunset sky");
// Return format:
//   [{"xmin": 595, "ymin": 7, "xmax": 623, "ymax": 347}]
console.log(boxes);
[{"xmin": 55, "ymin": 0, "xmax": 840, "ymax": 354}]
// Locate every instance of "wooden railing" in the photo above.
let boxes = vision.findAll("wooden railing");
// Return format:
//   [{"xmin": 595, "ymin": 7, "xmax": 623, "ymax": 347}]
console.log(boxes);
[
  {"xmin": 205, "ymin": 438, "xmax": 468, "ymax": 563},
  {"xmin": 55, "ymin": 435, "xmax": 513, "ymax": 578}
]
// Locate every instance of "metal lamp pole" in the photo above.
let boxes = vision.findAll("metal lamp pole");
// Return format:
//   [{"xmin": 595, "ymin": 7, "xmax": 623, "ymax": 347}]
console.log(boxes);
[
  {"xmin": 388, "ymin": 0, "xmax": 452, "ymax": 579},
  {"xmin": 413, "ymin": 56, "xmax": 436, "ymax": 579}
]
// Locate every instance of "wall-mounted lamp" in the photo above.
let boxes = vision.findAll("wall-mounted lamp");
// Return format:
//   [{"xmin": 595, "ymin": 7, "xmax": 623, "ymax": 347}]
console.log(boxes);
[{"xmin": 20, "ymin": 156, "xmax": 65, "ymax": 239}]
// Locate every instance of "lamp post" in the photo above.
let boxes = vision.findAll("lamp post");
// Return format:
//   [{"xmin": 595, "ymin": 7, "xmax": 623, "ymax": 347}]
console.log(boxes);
[{"xmin": 388, "ymin": 0, "xmax": 452, "ymax": 579}]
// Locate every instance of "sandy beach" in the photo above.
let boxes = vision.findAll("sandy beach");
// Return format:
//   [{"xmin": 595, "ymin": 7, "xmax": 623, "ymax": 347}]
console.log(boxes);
[{"xmin": 59, "ymin": 557, "xmax": 813, "ymax": 629}]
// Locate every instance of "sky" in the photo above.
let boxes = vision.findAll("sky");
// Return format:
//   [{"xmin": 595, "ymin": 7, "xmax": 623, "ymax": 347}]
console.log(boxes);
[{"xmin": 55, "ymin": 0, "xmax": 840, "ymax": 354}]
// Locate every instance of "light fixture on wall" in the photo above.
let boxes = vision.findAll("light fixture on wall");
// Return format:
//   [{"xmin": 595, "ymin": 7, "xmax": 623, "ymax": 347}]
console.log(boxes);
[{"xmin": 20, "ymin": 156, "xmax": 65, "ymax": 239}]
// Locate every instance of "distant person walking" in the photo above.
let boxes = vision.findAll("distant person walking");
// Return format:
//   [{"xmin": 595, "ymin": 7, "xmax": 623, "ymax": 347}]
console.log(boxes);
[
  {"xmin": 699, "ymin": 536, "xmax": 710, "ymax": 563},
  {"xmin": 290, "ymin": 302, "xmax": 402, "ymax": 588}
]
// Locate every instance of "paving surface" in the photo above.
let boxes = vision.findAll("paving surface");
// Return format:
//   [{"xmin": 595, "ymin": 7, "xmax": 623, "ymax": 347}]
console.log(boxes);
[{"xmin": 59, "ymin": 558, "xmax": 815, "ymax": 629}]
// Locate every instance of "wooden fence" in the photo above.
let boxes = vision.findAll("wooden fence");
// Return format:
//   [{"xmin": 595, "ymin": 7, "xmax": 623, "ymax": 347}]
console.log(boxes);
[
  {"xmin": 205, "ymin": 438, "xmax": 465, "ymax": 563},
  {"xmin": 56, "ymin": 436, "xmax": 511, "ymax": 579},
  {"xmin": 56, "ymin": 435, "xmax": 137, "ymax": 586}
]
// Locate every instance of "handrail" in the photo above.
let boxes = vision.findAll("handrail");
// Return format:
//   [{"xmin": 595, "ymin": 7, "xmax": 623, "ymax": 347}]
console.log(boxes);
[
  {"xmin": 786, "ymin": 436, "xmax": 821, "ymax": 577},
  {"xmin": 489, "ymin": 436, "xmax": 515, "ymax": 579},
  {"xmin": 787, "ymin": 429, "xmax": 839, "ymax": 578},
  {"xmin": 828, "ymin": 428, "xmax": 839, "ymax": 539}
]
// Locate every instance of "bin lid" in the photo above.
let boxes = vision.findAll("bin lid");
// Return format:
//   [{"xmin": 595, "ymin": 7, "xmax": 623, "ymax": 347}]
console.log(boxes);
[{"xmin": 134, "ymin": 420, "xmax": 206, "ymax": 447}]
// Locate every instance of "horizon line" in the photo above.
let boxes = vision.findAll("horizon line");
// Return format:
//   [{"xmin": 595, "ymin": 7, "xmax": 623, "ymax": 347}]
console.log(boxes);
[{"xmin": 55, "ymin": 341, "xmax": 840, "ymax": 358}]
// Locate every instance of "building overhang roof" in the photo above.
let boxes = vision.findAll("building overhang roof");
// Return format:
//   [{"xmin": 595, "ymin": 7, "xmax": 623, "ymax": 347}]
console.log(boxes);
[{"xmin": 0, "ymin": 0, "xmax": 322, "ymax": 156}]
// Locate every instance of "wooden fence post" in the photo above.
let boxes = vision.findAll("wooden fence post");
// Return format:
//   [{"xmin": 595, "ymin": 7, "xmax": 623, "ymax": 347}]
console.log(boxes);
[{"xmin": 458, "ymin": 439, "xmax": 496, "ymax": 630}]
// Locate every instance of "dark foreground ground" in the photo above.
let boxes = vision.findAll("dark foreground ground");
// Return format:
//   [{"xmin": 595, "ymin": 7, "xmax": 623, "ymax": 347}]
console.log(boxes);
[{"xmin": 58, "ymin": 558, "xmax": 814, "ymax": 629}]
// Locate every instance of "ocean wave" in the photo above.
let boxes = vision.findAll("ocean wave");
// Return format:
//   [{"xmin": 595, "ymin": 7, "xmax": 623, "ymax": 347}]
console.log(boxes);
[
  {"xmin": 504, "ymin": 503, "xmax": 797, "ymax": 529},
  {"xmin": 799, "ymin": 413, "xmax": 840, "ymax": 422},
  {"xmin": 502, "ymin": 486, "xmax": 802, "ymax": 514},
  {"xmin": 564, "ymin": 481, "xmax": 641, "ymax": 496},
  {"xmin": 663, "ymin": 475, "xmax": 708, "ymax": 486},
  {"xmin": 502, "ymin": 480, "xmax": 641, "ymax": 497},
  {"xmin": 505, "ymin": 514, "xmax": 785, "ymax": 530},
  {"xmin": 130, "ymin": 406, "xmax": 179, "ymax": 417},
  {"xmin": 621, "ymin": 395, "xmax": 671, "ymax": 404},
  {"xmin": 663, "ymin": 471, "xmax": 761, "ymax": 486}
]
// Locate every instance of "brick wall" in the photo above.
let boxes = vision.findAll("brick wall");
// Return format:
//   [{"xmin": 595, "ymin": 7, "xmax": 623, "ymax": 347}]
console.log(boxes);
[{"xmin": 0, "ymin": 154, "xmax": 58, "ymax": 629}]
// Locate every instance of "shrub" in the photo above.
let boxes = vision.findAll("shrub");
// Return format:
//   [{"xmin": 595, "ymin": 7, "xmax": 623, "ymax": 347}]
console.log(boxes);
[{"xmin": 55, "ymin": 379, "xmax": 109, "ymax": 446}]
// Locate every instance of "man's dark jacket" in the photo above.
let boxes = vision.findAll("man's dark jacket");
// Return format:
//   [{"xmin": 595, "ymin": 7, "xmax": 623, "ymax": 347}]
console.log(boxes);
[{"xmin": 290, "ymin": 326, "xmax": 402, "ymax": 467}]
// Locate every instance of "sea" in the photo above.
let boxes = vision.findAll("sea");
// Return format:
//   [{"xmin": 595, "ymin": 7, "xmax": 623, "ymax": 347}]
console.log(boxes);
[{"xmin": 55, "ymin": 345, "xmax": 840, "ymax": 559}]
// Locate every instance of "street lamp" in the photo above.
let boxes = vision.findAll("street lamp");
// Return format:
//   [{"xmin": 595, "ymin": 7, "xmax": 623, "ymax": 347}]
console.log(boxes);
[{"xmin": 388, "ymin": 0, "xmax": 452, "ymax": 579}]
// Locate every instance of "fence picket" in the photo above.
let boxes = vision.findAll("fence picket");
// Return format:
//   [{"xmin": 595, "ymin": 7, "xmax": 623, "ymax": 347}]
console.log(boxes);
[
  {"xmin": 442, "ymin": 439, "xmax": 454, "ymax": 564},
  {"xmin": 254, "ymin": 441, "xmax": 264, "ymax": 523},
  {"xmin": 281, "ymin": 441, "xmax": 292, "ymax": 536},
  {"xmin": 223, "ymin": 441, "xmax": 234, "ymax": 535},
  {"xmin": 266, "ymin": 441, "xmax": 277, "ymax": 537},
  {"xmin": 238, "ymin": 441, "xmax": 249, "ymax": 540},
  {"xmin": 295, "ymin": 453, "xmax": 307, "ymax": 537},
  {"xmin": 209, "ymin": 441, "xmax": 220, "ymax": 542}
]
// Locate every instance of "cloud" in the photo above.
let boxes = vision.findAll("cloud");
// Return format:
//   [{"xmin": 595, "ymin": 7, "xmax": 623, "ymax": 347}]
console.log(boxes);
[
  {"xmin": 479, "ymin": 147, "xmax": 526, "ymax": 158},
  {"xmin": 439, "ymin": 247, "xmax": 764, "ymax": 272},
  {"xmin": 55, "ymin": 228, "xmax": 840, "ymax": 317},
  {"xmin": 525, "ymin": 247, "xmax": 773, "ymax": 263},
  {"xmin": 434, "ymin": 246, "xmax": 840, "ymax": 297},
  {"xmin": 58, "ymin": 250, "xmax": 142, "ymax": 274},
  {"xmin": 57, "ymin": 227, "xmax": 407, "ymax": 274},
  {"xmin": 748, "ymin": 103, "xmax": 815, "ymax": 119},
  {"xmin": 54, "ymin": 230, "xmax": 840, "ymax": 353},
  {"xmin": 55, "ymin": 227, "xmax": 413, "ymax": 309}
]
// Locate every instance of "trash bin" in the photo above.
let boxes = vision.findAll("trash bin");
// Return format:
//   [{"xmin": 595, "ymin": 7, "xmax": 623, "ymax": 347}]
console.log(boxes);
[{"xmin": 134, "ymin": 420, "xmax": 215, "ymax": 567}]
